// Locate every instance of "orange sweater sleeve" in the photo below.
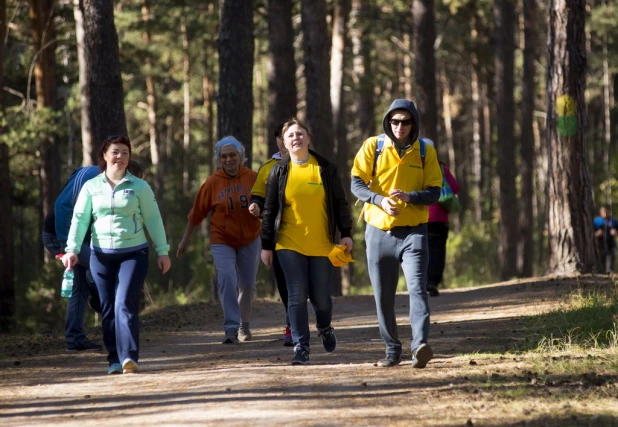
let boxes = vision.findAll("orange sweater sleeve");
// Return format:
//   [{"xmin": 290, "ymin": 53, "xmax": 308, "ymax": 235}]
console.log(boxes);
[{"xmin": 187, "ymin": 179, "xmax": 213, "ymax": 225}]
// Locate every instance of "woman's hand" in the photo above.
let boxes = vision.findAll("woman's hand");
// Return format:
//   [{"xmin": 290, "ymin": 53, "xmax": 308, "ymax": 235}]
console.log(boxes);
[
  {"xmin": 61, "ymin": 252, "xmax": 79, "ymax": 271},
  {"xmin": 158, "ymin": 255, "xmax": 171, "ymax": 274},
  {"xmin": 176, "ymin": 239, "xmax": 189, "ymax": 258},
  {"xmin": 261, "ymin": 249, "xmax": 273, "ymax": 268},
  {"xmin": 248, "ymin": 203, "xmax": 261, "ymax": 217},
  {"xmin": 389, "ymin": 189, "xmax": 410, "ymax": 203},
  {"xmin": 340, "ymin": 237, "xmax": 354, "ymax": 253}
]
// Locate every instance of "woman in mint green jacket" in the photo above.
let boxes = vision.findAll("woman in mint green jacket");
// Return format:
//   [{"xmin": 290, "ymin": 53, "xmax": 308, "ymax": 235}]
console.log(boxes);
[{"xmin": 62, "ymin": 136, "xmax": 171, "ymax": 375}]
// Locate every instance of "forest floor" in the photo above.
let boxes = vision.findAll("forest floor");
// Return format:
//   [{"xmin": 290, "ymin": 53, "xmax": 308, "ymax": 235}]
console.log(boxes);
[{"xmin": 1, "ymin": 275, "xmax": 618, "ymax": 426}]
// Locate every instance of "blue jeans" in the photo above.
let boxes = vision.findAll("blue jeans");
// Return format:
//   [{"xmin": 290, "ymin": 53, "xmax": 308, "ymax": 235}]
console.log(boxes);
[
  {"xmin": 42, "ymin": 232, "xmax": 91, "ymax": 346},
  {"xmin": 277, "ymin": 250, "xmax": 334, "ymax": 353},
  {"xmin": 90, "ymin": 248, "xmax": 149, "ymax": 365},
  {"xmin": 211, "ymin": 237, "xmax": 260, "ymax": 335},
  {"xmin": 365, "ymin": 224, "xmax": 430, "ymax": 356}
]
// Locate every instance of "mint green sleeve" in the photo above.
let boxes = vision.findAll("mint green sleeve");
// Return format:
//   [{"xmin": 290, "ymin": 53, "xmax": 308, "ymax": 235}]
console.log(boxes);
[
  {"xmin": 65, "ymin": 185, "xmax": 93, "ymax": 254},
  {"xmin": 138, "ymin": 182, "xmax": 170, "ymax": 256}
]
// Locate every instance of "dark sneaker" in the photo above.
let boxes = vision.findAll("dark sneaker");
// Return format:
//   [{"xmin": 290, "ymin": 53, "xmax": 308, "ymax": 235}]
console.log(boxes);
[
  {"xmin": 66, "ymin": 340, "xmax": 103, "ymax": 352},
  {"xmin": 411, "ymin": 344, "xmax": 433, "ymax": 369},
  {"xmin": 283, "ymin": 326, "xmax": 294, "ymax": 347},
  {"xmin": 318, "ymin": 327, "xmax": 337, "ymax": 352},
  {"xmin": 222, "ymin": 334, "xmax": 239, "ymax": 344},
  {"xmin": 379, "ymin": 353, "xmax": 402, "ymax": 367},
  {"xmin": 88, "ymin": 294, "xmax": 102, "ymax": 313},
  {"xmin": 427, "ymin": 287, "xmax": 440, "ymax": 297},
  {"xmin": 291, "ymin": 347, "xmax": 310, "ymax": 365}
]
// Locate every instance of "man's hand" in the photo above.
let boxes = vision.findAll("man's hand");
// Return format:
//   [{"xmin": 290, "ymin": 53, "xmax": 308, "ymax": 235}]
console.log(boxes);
[
  {"xmin": 176, "ymin": 239, "xmax": 189, "ymax": 257},
  {"xmin": 380, "ymin": 197, "xmax": 400, "ymax": 216},
  {"xmin": 249, "ymin": 203, "xmax": 261, "ymax": 217},
  {"xmin": 340, "ymin": 237, "xmax": 354, "ymax": 253},
  {"xmin": 389, "ymin": 189, "xmax": 410, "ymax": 203}
]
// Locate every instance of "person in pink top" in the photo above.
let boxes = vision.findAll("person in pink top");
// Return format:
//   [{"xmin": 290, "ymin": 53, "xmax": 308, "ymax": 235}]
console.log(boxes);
[{"xmin": 424, "ymin": 139, "xmax": 460, "ymax": 297}]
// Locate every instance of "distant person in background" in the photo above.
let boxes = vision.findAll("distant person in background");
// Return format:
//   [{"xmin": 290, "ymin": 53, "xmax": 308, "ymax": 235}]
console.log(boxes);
[
  {"xmin": 62, "ymin": 135, "xmax": 170, "ymax": 375},
  {"xmin": 594, "ymin": 205, "xmax": 617, "ymax": 274},
  {"xmin": 424, "ymin": 139, "xmax": 460, "ymax": 297},
  {"xmin": 43, "ymin": 160, "xmax": 143, "ymax": 352},
  {"xmin": 249, "ymin": 123, "xmax": 293, "ymax": 347},
  {"xmin": 178, "ymin": 137, "xmax": 261, "ymax": 344}
]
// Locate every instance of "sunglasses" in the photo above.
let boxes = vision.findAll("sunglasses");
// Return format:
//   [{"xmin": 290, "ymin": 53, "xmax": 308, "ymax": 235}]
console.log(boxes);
[{"xmin": 389, "ymin": 119, "xmax": 414, "ymax": 127}]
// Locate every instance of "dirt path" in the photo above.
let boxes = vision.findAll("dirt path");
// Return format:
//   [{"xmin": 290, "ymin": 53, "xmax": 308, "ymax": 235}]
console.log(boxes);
[{"xmin": 1, "ymin": 276, "xmax": 617, "ymax": 426}]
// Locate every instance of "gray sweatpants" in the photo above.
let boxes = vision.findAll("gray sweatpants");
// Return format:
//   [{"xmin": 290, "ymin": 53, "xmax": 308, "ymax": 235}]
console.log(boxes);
[{"xmin": 366, "ymin": 223, "xmax": 430, "ymax": 356}]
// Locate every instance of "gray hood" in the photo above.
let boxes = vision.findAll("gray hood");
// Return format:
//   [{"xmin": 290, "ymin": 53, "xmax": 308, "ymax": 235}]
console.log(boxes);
[{"xmin": 382, "ymin": 99, "xmax": 420, "ymax": 144}]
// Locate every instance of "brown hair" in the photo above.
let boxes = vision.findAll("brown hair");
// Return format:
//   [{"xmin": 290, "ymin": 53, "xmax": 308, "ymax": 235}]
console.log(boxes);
[
  {"xmin": 281, "ymin": 118, "xmax": 312, "ymax": 140},
  {"xmin": 98, "ymin": 135, "xmax": 131, "ymax": 171}
]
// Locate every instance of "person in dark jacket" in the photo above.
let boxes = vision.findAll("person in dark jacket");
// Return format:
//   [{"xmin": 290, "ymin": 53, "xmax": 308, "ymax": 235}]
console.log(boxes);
[
  {"xmin": 260, "ymin": 118, "xmax": 353, "ymax": 365},
  {"xmin": 594, "ymin": 205, "xmax": 618, "ymax": 273}
]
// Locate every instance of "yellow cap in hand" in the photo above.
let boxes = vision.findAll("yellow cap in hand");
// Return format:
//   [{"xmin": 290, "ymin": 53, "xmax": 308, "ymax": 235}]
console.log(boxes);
[{"xmin": 328, "ymin": 244, "xmax": 355, "ymax": 267}]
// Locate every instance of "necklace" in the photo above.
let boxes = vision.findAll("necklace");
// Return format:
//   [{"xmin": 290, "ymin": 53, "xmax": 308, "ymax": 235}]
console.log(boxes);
[{"xmin": 292, "ymin": 158, "xmax": 309, "ymax": 165}]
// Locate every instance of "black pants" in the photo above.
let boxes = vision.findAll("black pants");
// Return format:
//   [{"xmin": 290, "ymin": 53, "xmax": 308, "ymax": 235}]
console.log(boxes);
[{"xmin": 427, "ymin": 222, "xmax": 449, "ymax": 289}]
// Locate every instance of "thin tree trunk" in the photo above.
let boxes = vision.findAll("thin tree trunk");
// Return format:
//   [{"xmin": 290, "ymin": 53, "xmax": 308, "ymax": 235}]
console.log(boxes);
[
  {"xmin": 0, "ymin": 0, "xmax": 6, "ymax": 109},
  {"xmin": 181, "ymin": 14, "xmax": 191, "ymax": 196},
  {"xmin": 470, "ymin": 13, "xmax": 483, "ymax": 225},
  {"xmin": 300, "ymin": 0, "xmax": 333, "ymax": 157},
  {"xmin": 83, "ymin": 0, "xmax": 128, "ymax": 142},
  {"xmin": 142, "ymin": 0, "xmax": 163, "ymax": 201},
  {"xmin": 412, "ymin": 0, "xmax": 438, "ymax": 142},
  {"xmin": 73, "ymin": 0, "xmax": 94, "ymax": 165},
  {"xmin": 481, "ymin": 69, "xmax": 493, "ymax": 220},
  {"xmin": 546, "ymin": 0, "xmax": 596, "ymax": 274},
  {"xmin": 203, "ymin": 70, "xmax": 215, "ymax": 175},
  {"xmin": 494, "ymin": 0, "xmax": 518, "ymax": 280},
  {"xmin": 519, "ymin": 0, "xmax": 536, "ymax": 277},
  {"xmin": 217, "ymin": 0, "xmax": 254, "ymax": 163},
  {"xmin": 267, "ymin": 0, "xmax": 296, "ymax": 156},
  {"xmin": 439, "ymin": 65, "xmax": 460, "ymax": 232},
  {"xmin": 402, "ymin": 33, "xmax": 413, "ymax": 100},
  {"xmin": 0, "ymin": 143, "xmax": 14, "ymax": 328},
  {"xmin": 330, "ymin": 0, "xmax": 351, "ymax": 297},
  {"xmin": 351, "ymin": 0, "xmax": 374, "ymax": 143},
  {"xmin": 601, "ymin": 8, "xmax": 612, "ymax": 206}
]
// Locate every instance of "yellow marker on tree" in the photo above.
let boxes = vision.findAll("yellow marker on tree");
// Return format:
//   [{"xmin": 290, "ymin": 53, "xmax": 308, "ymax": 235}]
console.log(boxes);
[{"xmin": 556, "ymin": 95, "xmax": 577, "ymax": 136}]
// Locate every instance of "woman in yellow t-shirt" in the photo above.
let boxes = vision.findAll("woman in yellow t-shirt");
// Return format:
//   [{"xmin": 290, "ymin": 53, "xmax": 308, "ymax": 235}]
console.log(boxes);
[{"xmin": 260, "ymin": 118, "xmax": 353, "ymax": 365}]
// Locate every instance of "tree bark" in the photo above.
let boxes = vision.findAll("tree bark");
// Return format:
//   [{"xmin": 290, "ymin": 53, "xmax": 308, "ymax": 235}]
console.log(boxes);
[
  {"xmin": 73, "ymin": 0, "xmax": 95, "ymax": 165},
  {"xmin": 217, "ymin": 0, "xmax": 254, "ymax": 164},
  {"xmin": 519, "ymin": 0, "xmax": 536, "ymax": 277},
  {"xmin": 181, "ymin": 14, "xmax": 191, "ymax": 196},
  {"xmin": 83, "ymin": 0, "xmax": 128, "ymax": 143},
  {"xmin": 546, "ymin": 0, "xmax": 596, "ymax": 274},
  {"xmin": 412, "ymin": 0, "xmax": 438, "ymax": 142},
  {"xmin": 0, "ymin": 143, "xmax": 14, "ymax": 328},
  {"xmin": 267, "ymin": 0, "xmax": 296, "ymax": 156},
  {"xmin": 494, "ymin": 0, "xmax": 518, "ymax": 280},
  {"xmin": 351, "ymin": 0, "xmax": 375, "ymax": 143},
  {"xmin": 300, "ymin": 0, "xmax": 333, "ymax": 157},
  {"xmin": 0, "ymin": 0, "xmax": 6, "ymax": 109},
  {"xmin": 469, "ymin": 13, "xmax": 483, "ymax": 225}
]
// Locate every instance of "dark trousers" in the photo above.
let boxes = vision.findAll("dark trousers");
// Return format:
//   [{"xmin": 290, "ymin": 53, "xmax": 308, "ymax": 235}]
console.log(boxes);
[
  {"xmin": 272, "ymin": 251, "xmax": 290, "ymax": 327},
  {"xmin": 427, "ymin": 222, "xmax": 449, "ymax": 289},
  {"xmin": 90, "ymin": 248, "xmax": 149, "ymax": 366}
]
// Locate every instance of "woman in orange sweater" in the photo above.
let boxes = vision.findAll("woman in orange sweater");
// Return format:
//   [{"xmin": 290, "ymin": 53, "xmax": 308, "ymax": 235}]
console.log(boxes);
[{"xmin": 177, "ymin": 137, "xmax": 261, "ymax": 344}]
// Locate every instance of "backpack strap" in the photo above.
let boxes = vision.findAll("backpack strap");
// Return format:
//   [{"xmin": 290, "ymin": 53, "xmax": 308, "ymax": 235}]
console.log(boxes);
[
  {"xmin": 371, "ymin": 134, "xmax": 386, "ymax": 177},
  {"xmin": 418, "ymin": 138, "xmax": 426, "ymax": 169}
]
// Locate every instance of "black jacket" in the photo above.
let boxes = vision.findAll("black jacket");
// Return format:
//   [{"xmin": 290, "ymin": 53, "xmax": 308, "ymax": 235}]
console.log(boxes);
[{"xmin": 261, "ymin": 149, "xmax": 353, "ymax": 251}]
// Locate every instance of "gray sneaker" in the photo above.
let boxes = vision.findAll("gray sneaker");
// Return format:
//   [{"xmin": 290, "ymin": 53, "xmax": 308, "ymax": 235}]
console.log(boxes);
[
  {"xmin": 411, "ymin": 344, "xmax": 433, "ymax": 369},
  {"xmin": 222, "ymin": 330, "xmax": 239, "ymax": 344},
  {"xmin": 239, "ymin": 328, "xmax": 252, "ymax": 342}
]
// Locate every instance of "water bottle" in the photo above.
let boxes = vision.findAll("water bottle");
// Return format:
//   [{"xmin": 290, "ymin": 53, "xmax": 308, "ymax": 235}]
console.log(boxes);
[{"xmin": 61, "ymin": 268, "xmax": 74, "ymax": 298}]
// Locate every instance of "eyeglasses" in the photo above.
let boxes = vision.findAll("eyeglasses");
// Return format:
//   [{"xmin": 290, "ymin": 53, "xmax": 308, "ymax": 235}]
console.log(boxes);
[{"xmin": 389, "ymin": 119, "xmax": 414, "ymax": 127}]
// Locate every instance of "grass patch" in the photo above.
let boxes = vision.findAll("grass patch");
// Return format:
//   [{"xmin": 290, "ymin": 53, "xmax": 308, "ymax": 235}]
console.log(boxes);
[{"xmin": 524, "ymin": 283, "xmax": 618, "ymax": 352}]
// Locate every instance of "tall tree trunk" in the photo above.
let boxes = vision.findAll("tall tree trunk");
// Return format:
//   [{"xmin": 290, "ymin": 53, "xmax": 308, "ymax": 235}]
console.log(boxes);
[
  {"xmin": 481, "ymin": 69, "xmax": 493, "ymax": 220},
  {"xmin": 330, "ymin": 0, "xmax": 351, "ymax": 297},
  {"xmin": 601, "ymin": 7, "xmax": 612, "ymax": 206},
  {"xmin": 217, "ymin": 0, "xmax": 254, "ymax": 163},
  {"xmin": 351, "ymin": 0, "xmax": 375, "ymax": 143},
  {"xmin": 300, "ymin": 0, "xmax": 333, "ymax": 157},
  {"xmin": 181, "ymin": 14, "xmax": 191, "ymax": 196},
  {"xmin": 412, "ymin": 0, "xmax": 438, "ymax": 142},
  {"xmin": 519, "ymin": 0, "xmax": 536, "ymax": 277},
  {"xmin": 470, "ymin": 13, "xmax": 483, "ymax": 225},
  {"xmin": 83, "ymin": 0, "xmax": 128, "ymax": 142},
  {"xmin": 267, "ymin": 0, "xmax": 296, "ymax": 156},
  {"xmin": 0, "ymin": 143, "xmax": 14, "ymax": 329},
  {"xmin": 439, "ymin": 65, "xmax": 460, "ymax": 231},
  {"xmin": 73, "ymin": 0, "xmax": 94, "ymax": 165},
  {"xmin": 546, "ymin": 0, "xmax": 596, "ymax": 274},
  {"xmin": 0, "ymin": 0, "xmax": 6, "ymax": 109},
  {"xmin": 142, "ymin": 0, "xmax": 163, "ymax": 201},
  {"xmin": 203, "ymin": 68, "xmax": 215, "ymax": 175},
  {"xmin": 402, "ymin": 33, "xmax": 413, "ymax": 100},
  {"xmin": 494, "ymin": 0, "xmax": 518, "ymax": 280}
]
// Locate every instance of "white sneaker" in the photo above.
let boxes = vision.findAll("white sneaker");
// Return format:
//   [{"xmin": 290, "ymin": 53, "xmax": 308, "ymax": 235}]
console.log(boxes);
[{"xmin": 239, "ymin": 328, "xmax": 252, "ymax": 342}]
